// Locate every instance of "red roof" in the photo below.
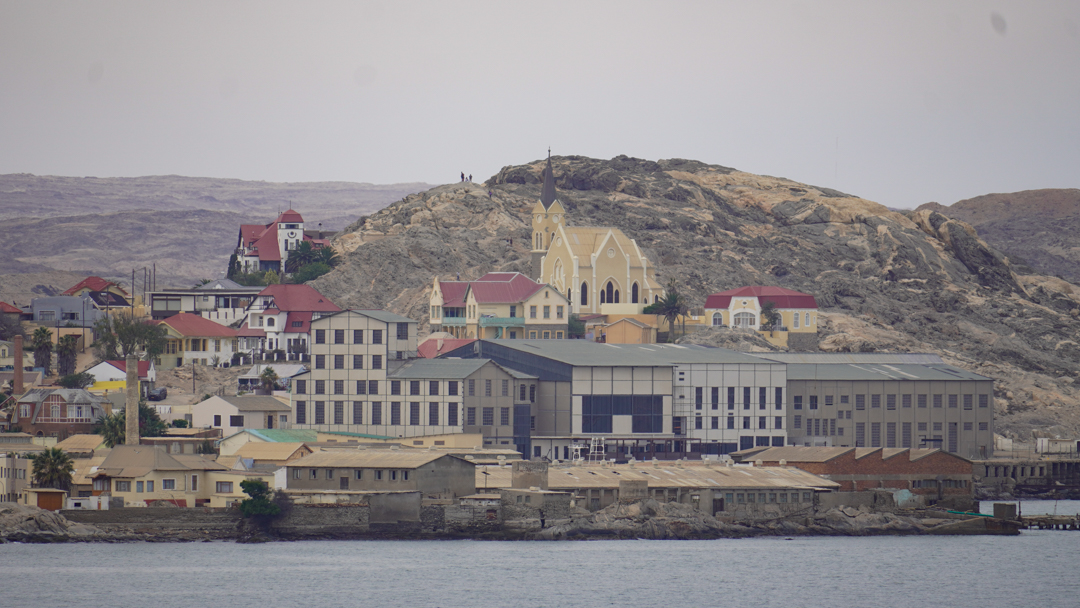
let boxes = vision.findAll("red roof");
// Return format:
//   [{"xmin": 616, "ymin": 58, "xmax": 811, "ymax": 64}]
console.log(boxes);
[
  {"xmin": 284, "ymin": 311, "xmax": 313, "ymax": 334},
  {"xmin": 160, "ymin": 313, "xmax": 239, "ymax": 337},
  {"xmin": 467, "ymin": 272, "xmax": 546, "ymax": 304},
  {"xmin": 0, "ymin": 301, "xmax": 21, "ymax": 314},
  {"xmin": 238, "ymin": 210, "xmax": 322, "ymax": 262},
  {"xmin": 704, "ymin": 286, "xmax": 817, "ymax": 310},
  {"xmin": 106, "ymin": 360, "xmax": 151, "ymax": 379},
  {"xmin": 418, "ymin": 338, "xmax": 476, "ymax": 359},
  {"xmin": 64, "ymin": 276, "xmax": 127, "ymax": 296},
  {"xmin": 276, "ymin": 209, "xmax": 304, "ymax": 223},
  {"xmin": 438, "ymin": 281, "xmax": 469, "ymax": 307},
  {"xmin": 256, "ymin": 284, "xmax": 340, "ymax": 313},
  {"xmin": 236, "ymin": 323, "xmax": 266, "ymax": 338}
]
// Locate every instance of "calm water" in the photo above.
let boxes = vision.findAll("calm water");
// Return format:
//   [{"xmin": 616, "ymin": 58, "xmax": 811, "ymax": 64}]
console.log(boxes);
[{"xmin": 3, "ymin": 505, "xmax": 1079, "ymax": 608}]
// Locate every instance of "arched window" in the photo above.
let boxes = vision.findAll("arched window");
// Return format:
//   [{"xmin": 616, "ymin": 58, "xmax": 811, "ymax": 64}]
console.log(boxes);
[
  {"xmin": 605, "ymin": 281, "xmax": 614, "ymax": 304},
  {"xmin": 632, "ymin": 282, "xmax": 639, "ymax": 303},
  {"xmin": 51, "ymin": 404, "xmax": 61, "ymax": 419},
  {"xmin": 550, "ymin": 233, "xmax": 556, "ymax": 247},
  {"xmin": 614, "ymin": 290, "xmax": 620, "ymax": 303},
  {"xmin": 712, "ymin": 313, "xmax": 723, "ymax": 326},
  {"xmin": 654, "ymin": 295, "xmax": 660, "ymax": 303},
  {"xmin": 734, "ymin": 312, "xmax": 756, "ymax": 328},
  {"xmin": 793, "ymin": 313, "xmax": 800, "ymax": 329},
  {"xmin": 805, "ymin": 312, "xmax": 811, "ymax": 327},
  {"xmin": 599, "ymin": 290, "xmax": 606, "ymax": 304},
  {"xmin": 580, "ymin": 282, "xmax": 588, "ymax": 306},
  {"xmin": 567, "ymin": 288, "xmax": 572, "ymax": 303}
]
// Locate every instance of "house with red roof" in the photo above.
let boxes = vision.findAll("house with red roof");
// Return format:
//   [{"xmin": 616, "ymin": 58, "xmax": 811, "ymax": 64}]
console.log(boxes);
[
  {"xmin": 238, "ymin": 284, "xmax": 341, "ymax": 360},
  {"xmin": 429, "ymin": 272, "xmax": 569, "ymax": 340},
  {"xmin": 84, "ymin": 359, "xmax": 157, "ymax": 397},
  {"xmin": 63, "ymin": 276, "xmax": 129, "ymax": 299},
  {"xmin": 158, "ymin": 313, "xmax": 240, "ymax": 369},
  {"xmin": 235, "ymin": 210, "xmax": 331, "ymax": 273},
  {"xmin": 703, "ymin": 286, "xmax": 819, "ymax": 340}
]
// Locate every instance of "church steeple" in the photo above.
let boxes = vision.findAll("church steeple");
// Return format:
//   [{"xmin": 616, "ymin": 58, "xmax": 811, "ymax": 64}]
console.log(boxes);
[{"xmin": 540, "ymin": 149, "xmax": 557, "ymax": 208}]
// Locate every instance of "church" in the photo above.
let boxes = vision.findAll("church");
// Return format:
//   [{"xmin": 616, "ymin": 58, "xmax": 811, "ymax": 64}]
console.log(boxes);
[{"xmin": 530, "ymin": 154, "xmax": 662, "ymax": 315}]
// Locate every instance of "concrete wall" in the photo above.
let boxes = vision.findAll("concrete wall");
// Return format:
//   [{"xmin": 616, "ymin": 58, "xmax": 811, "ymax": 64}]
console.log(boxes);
[{"xmin": 511, "ymin": 461, "xmax": 548, "ymax": 489}]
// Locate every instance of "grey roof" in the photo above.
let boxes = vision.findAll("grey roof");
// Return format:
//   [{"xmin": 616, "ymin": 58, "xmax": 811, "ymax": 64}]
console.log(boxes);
[
  {"xmin": 476, "ymin": 340, "xmax": 774, "ymax": 367},
  {"xmin": 218, "ymin": 395, "xmax": 292, "ymax": 412},
  {"xmin": 540, "ymin": 152, "xmax": 557, "ymax": 207},
  {"xmin": 780, "ymin": 362, "xmax": 993, "ymax": 382},
  {"xmin": 240, "ymin": 364, "xmax": 307, "ymax": 379},
  {"xmin": 756, "ymin": 353, "xmax": 945, "ymax": 365},
  {"xmin": 17, "ymin": 388, "xmax": 108, "ymax": 404},
  {"xmin": 387, "ymin": 358, "xmax": 528, "ymax": 380},
  {"xmin": 317, "ymin": 309, "xmax": 416, "ymax": 324},
  {"xmin": 195, "ymin": 278, "xmax": 244, "ymax": 290}
]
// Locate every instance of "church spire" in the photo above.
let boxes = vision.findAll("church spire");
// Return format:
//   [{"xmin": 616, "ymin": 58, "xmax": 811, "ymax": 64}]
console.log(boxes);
[{"xmin": 540, "ymin": 149, "xmax": 557, "ymax": 207}]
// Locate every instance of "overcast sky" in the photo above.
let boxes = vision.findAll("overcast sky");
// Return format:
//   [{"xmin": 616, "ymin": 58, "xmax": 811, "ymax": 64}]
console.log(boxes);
[{"xmin": 1, "ymin": 1, "xmax": 1077, "ymax": 208}]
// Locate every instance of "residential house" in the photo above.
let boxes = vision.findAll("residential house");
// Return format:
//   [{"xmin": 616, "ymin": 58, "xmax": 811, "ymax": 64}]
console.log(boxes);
[
  {"xmin": 232, "ymin": 441, "xmax": 313, "ymax": 467},
  {"xmin": 0, "ymin": 454, "xmax": 29, "ymax": 503},
  {"xmin": 90, "ymin": 444, "xmax": 273, "ymax": 507},
  {"xmin": 284, "ymin": 450, "xmax": 476, "ymax": 499},
  {"xmin": 64, "ymin": 276, "xmax": 129, "ymax": 299},
  {"xmin": 417, "ymin": 334, "xmax": 476, "ymax": 359},
  {"xmin": 704, "ymin": 286, "xmax": 818, "ymax": 347},
  {"xmin": 217, "ymin": 428, "xmax": 319, "ymax": 456},
  {"xmin": 53, "ymin": 434, "xmax": 107, "ymax": 458},
  {"xmin": 148, "ymin": 278, "xmax": 263, "ymax": 324},
  {"xmin": 192, "ymin": 394, "xmax": 292, "ymax": 435},
  {"xmin": 158, "ymin": 312, "xmax": 239, "ymax": 369},
  {"xmin": 0, "ymin": 301, "xmax": 21, "ymax": 322},
  {"xmin": 25, "ymin": 294, "xmax": 105, "ymax": 328},
  {"xmin": 84, "ymin": 359, "xmax": 156, "ymax": 398},
  {"xmin": 589, "ymin": 316, "xmax": 657, "ymax": 344},
  {"xmin": 429, "ymin": 272, "xmax": 570, "ymax": 339},
  {"xmin": 10, "ymin": 388, "xmax": 109, "ymax": 440},
  {"xmin": 238, "ymin": 283, "xmax": 341, "ymax": 359},
  {"xmin": 235, "ymin": 209, "xmax": 332, "ymax": 274}
]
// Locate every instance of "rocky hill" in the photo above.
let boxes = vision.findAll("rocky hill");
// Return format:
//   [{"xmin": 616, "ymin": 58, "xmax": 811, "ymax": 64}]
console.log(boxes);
[
  {"xmin": 0, "ymin": 174, "xmax": 430, "ymax": 287},
  {"xmin": 917, "ymin": 189, "xmax": 1080, "ymax": 283},
  {"xmin": 311, "ymin": 155, "xmax": 1080, "ymax": 441}
]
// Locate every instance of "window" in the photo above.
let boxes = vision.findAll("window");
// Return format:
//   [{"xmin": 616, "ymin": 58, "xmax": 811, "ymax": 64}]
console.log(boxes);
[
  {"xmin": 371, "ymin": 402, "xmax": 382, "ymax": 425},
  {"xmin": 886, "ymin": 422, "xmax": 896, "ymax": 448},
  {"xmin": 315, "ymin": 380, "xmax": 325, "ymax": 394},
  {"xmin": 542, "ymin": 331, "xmax": 550, "ymax": 339},
  {"xmin": 466, "ymin": 407, "xmax": 476, "ymax": 426},
  {"xmin": 933, "ymin": 394, "xmax": 943, "ymax": 408},
  {"xmin": 353, "ymin": 401, "xmax": 363, "ymax": 424},
  {"xmin": 410, "ymin": 402, "xmax": 420, "ymax": 425},
  {"xmin": 809, "ymin": 395, "xmax": 817, "ymax": 410},
  {"xmin": 354, "ymin": 469, "xmax": 363, "ymax": 480},
  {"xmin": 314, "ymin": 401, "xmax": 325, "ymax": 424},
  {"xmin": 390, "ymin": 380, "xmax": 402, "ymax": 395},
  {"xmin": 429, "ymin": 380, "xmax": 439, "ymax": 396},
  {"xmin": 871, "ymin": 422, "xmax": 881, "ymax": 447},
  {"xmin": 979, "ymin": 395, "xmax": 989, "ymax": 408},
  {"xmin": 760, "ymin": 387, "xmax": 768, "ymax": 410},
  {"xmin": 543, "ymin": 305, "xmax": 550, "ymax": 319},
  {"xmin": 315, "ymin": 329, "xmax": 326, "ymax": 344},
  {"xmin": 871, "ymin": 394, "xmax": 881, "ymax": 408},
  {"xmin": 115, "ymin": 481, "xmax": 131, "ymax": 492},
  {"xmin": 886, "ymin": 395, "xmax": 896, "ymax": 410},
  {"xmin": 711, "ymin": 416, "xmax": 719, "ymax": 429},
  {"xmin": 353, "ymin": 355, "xmax": 364, "ymax": 369},
  {"xmin": 162, "ymin": 479, "xmax": 176, "ymax": 490},
  {"xmin": 334, "ymin": 329, "xmax": 345, "ymax": 344},
  {"xmin": 793, "ymin": 312, "xmax": 800, "ymax": 329},
  {"xmin": 855, "ymin": 395, "xmax": 866, "ymax": 410},
  {"xmin": 793, "ymin": 396, "xmax": 802, "ymax": 410},
  {"xmin": 368, "ymin": 380, "xmax": 378, "ymax": 395},
  {"xmin": 500, "ymin": 407, "xmax": 510, "ymax": 426},
  {"xmin": 213, "ymin": 414, "xmax": 222, "ymax": 426},
  {"xmin": 530, "ymin": 306, "xmax": 537, "ymax": 319},
  {"xmin": 743, "ymin": 417, "xmax": 750, "ymax": 429},
  {"xmin": 216, "ymin": 481, "xmax": 233, "ymax": 493},
  {"xmin": 728, "ymin": 387, "xmax": 735, "ymax": 410},
  {"xmin": 963, "ymin": 395, "xmax": 973, "ymax": 410},
  {"xmin": 397, "ymin": 323, "xmax": 409, "ymax": 340},
  {"xmin": 855, "ymin": 422, "xmax": 866, "ymax": 447},
  {"xmin": 556, "ymin": 305, "xmax": 564, "ymax": 319},
  {"xmin": 483, "ymin": 407, "xmax": 494, "ymax": 426},
  {"xmin": 315, "ymin": 355, "xmax": 325, "ymax": 369},
  {"xmin": 727, "ymin": 416, "xmax": 735, "ymax": 429},
  {"xmin": 372, "ymin": 329, "xmax": 383, "ymax": 344},
  {"xmin": 948, "ymin": 394, "xmax": 958, "ymax": 409},
  {"xmin": 530, "ymin": 385, "xmax": 536, "ymax": 402},
  {"xmin": 229, "ymin": 415, "xmax": 244, "ymax": 427},
  {"xmin": 794, "ymin": 415, "xmax": 801, "ymax": 429},
  {"xmin": 410, "ymin": 381, "xmax": 421, "ymax": 396},
  {"xmin": 695, "ymin": 387, "xmax": 703, "ymax": 410},
  {"xmin": 743, "ymin": 387, "xmax": 751, "ymax": 410},
  {"xmin": 964, "ymin": 421, "xmax": 973, "ymax": 431},
  {"xmin": 390, "ymin": 403, "xmax": 401, "ymax": 425},
  {"xmin": 775, "ymin": 416, "xmax": 783, "ymax": 429},
  {"xmin": 136, "ymin": 481, "xmax": 144, "ymax": 493},
  {"xmin": 520, "ymin": 384, "xmax": 527, "ymax": 401},
  {"xmin": 529, "ymin": 331, "xmax": 537, "ymax": 339},
  {"xmin": 375, "ymin": 470, "xmax": 383, "ymax": 480},
  {"xmin": 485, "ymin": 379, "xmax": 492, "ymax": 397},
  {"xmin": 775, "ymin": 387, "xmax": 783, "ymax": 410},
  {"xmin": 333, "ymin": 380, "xmax": 344, "ymax": 394},
  {"xmin": 353, "ymin": 329, "xmax": 364, "ymax": 344},
  {"xmin": 448, "ymin": 381, "xmax": 458, "ymax": 396},
  {"xmin": 501, "ymin": 379, "xmax": 509, "ymax": 396},
  {"xmin": 334, "ymin": 354, "xmax": 344, "ymax": 369},
  {"xmin": 334, "ymin": 401, "xmax": 344, "ymax": 424},
  {"xmin": 695, "ymin": 416, "xmax": 703, "ymax": 430},
  {"xmin": 448, "ymin": 404, "xmax": 458, "ymax": 426},
  {"xmin": 805, "ymin": 312, "xmax": 811, "ymax": 327},
  {"xmin": 902, "ymin": 394, "xmax": 912, "ymax": 408},
  {"xmin": 296, "ymin": 380, "xmax": 307, "ymax": 394},
  {"xmin": 296, "ymin": 401, "xmax": 306, "ymax": 424},
  {"xmin": 429, "ymin": 402, "xmax": 439, "ymax": 426},
  {"xmin": 918, "ymin": 394, "xmax": 927, "ymax": 408},
  {"xmin": 733, "ymin": 312, "xmax": 756, "ymax": 328},
  {"xmin": 372, "ymin": 355, "xmax": 382, "ymax": 370},
  {"xmin": 979, "ymin": 422, "xmax": 989, "ymax": 431}
]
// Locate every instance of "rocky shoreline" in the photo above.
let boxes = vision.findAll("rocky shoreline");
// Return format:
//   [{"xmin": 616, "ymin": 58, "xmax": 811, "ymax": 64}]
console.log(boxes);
[{"xmin": 1, "ymin": 501, "xmax": 1019, "ymax": 544}]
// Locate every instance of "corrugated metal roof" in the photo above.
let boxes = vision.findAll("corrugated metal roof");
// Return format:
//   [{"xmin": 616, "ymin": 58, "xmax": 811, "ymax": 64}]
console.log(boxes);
[
  {"xmin": 776, "ymin": 362, "xmax": 992, "ymax": 382},
  {"xmin": 244, "ymin": 429, "xmax": 320, "ymax": 443},
  {"xmin": 732, "ymin": 446, "xmax": 853, "ymax": 463},
  {"xmin": 218, "ymin": 395, "xmax": 292, "ymax": 412},
  {"xmin": 54, "ymin": 434, "xmax": 106, "ymax": 451},
  {"xmin": 288, "ymin": 450, "xmax": 462, "ymax": 469},
  {"xmin": 234, "ymin": 442, "xmax": 310, "ymax": 461},
  {"xmin": 389, "ymin": 358, "xmax": 489, "ymax": 379},
  {"xmin": 478, "ymin": 340, "xmax": 772, "ymax": 366},
  {"xmin": 475, "ymin": 463, "xmax": 838, "ymax": 491},
  {"xmin": 758, "ymin": 353, "xmax": 945, "ymax": 364}
]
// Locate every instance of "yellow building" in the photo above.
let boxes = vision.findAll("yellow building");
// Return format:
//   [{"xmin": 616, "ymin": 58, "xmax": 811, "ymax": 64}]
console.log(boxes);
[
  {"xmin": 530, "ymin": 153, "xmax": 663, "ymax": 315},
  {"xmin": 430, "ymin": 272, "xmax": 569, "ymax": 339},
  {"xmin": 703, "ymin": 286, "xmax": 819, "ymax": 347}
]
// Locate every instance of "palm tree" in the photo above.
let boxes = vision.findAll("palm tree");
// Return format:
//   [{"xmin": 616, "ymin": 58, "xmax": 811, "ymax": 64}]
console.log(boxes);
[
  {"xmin": 759, "ymin": 300, "xmax": 780, "ymax": 330},
  {"xmin": 31, "ymin": 327, "xmax": 53, "ymax": 376},
  {"xmin": 95, "ymin": 402, "xmax": 169, "ymax": 447},
  {"xmin": 316, "ymin": 246, "xmax": 340, "ymax": 268},
  {"xmin": 655, "ymin": 279, "xmax": 688, "ymax": 342},
  {"xmin": 56, "ymin": 334, "xmax": 79, "ymax": 377},
  {"xmin": 259, "ymin": 367, "xmax": 280, "ymax": 393},
  {"xmin": 285, "ymin": 241, "xmax": 317, "ymax": 273},
  {"xmin": 28, "ymin": 447, "xmax": 75, "ymax": 491}
]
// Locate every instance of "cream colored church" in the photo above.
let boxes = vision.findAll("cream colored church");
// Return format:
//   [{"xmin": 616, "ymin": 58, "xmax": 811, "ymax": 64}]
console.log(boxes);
[{"xmin": 531, "ymin": 154, "xmax": 662, "ymax": 315}]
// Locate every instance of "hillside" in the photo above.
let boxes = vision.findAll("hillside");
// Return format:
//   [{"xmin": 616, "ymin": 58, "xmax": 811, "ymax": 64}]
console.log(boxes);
[
  {"xmin": 917, "ymin": 189, "xmax": 1080, "ymax": 283},
  {"xmin": 0, "ymin": 174, "xmax": 431, "ymax": 287},
  {"xmin": 311, "ymin": 155, "xmax": 1080, "ymax": 441}
]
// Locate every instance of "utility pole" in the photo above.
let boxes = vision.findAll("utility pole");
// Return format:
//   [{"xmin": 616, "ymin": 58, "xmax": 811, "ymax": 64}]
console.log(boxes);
[
  {"xmin": 192, "ymin": 359, "xmax": 196, "ymax": 395},
  {"xmin": 125, "ymin": 353, "xmax": 140, "ymax": 445}
]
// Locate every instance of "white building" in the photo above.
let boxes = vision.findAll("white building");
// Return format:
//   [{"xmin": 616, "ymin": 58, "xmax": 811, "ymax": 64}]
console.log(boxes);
[
  {"xmin": 191, "ymin": 395, "xmax": 293, "ymax": 436},
  {"xmin": 236, "ymin": 284, "xmax": 342, "ymax": 360}
]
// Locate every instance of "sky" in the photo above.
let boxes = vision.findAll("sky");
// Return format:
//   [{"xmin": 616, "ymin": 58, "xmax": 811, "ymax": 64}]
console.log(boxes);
[{"xmin": 1, "ymin": 1, "xmax": 1078, "ymax": 209}]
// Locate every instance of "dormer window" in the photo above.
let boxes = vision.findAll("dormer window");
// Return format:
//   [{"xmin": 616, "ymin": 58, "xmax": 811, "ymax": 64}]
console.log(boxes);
[{"xmin": 266, "ymin": 318, "xmax": 275, "ymax": 327}]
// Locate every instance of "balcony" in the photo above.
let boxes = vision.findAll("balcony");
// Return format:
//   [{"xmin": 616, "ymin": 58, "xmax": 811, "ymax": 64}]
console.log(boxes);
[
  {"xmin": 479, "ymin": 316, "xmax": 526, "ymax": 327},
  {"xmin": 438, "ymin": 317, "xmax": 467, "ymax": 327}
]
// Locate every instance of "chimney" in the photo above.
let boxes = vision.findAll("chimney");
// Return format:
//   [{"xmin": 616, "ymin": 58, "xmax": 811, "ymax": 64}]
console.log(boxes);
[
  {"xmin": 125, "ymin": 354, "xmax": 140, "ymax": 445},
  {"xmin": 13, "ymin": 335, "xmax": 23, "ymax": 395}
]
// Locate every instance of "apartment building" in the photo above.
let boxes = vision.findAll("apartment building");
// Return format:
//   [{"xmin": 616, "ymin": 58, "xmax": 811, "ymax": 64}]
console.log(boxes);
[{"xmin": 429, "ymin": 272, "xmax": 570, "ymax": 340}]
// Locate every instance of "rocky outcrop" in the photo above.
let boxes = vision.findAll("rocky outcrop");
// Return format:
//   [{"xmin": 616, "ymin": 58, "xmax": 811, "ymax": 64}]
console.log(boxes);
[
  {"xmin": 0, "ymin": 505, "xmax": 114, "ymax": 543},
  {"xmin": 313, "ymin": 155, "xmax": 1080, "ymax": 441}
]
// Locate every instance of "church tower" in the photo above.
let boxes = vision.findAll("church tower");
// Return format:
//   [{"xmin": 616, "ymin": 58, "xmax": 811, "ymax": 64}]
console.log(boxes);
[{"xmin": 530, "ymin": 151, "xmax": 566, "ymax": 279}]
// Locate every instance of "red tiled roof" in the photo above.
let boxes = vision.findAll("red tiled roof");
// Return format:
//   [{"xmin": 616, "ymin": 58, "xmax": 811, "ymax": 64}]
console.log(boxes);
[
  {"xmin": 252, "ymin": 223, "xmax": 281, "ymax": 262},
  {"xmin": 256, "ymin": 284, "xmax": 340, "ymax": 313},
  {"xmin": 64, "ymin": 276, "xmax": 127, "ymax": 296},
  {"xmin": 439, "ymin": 281, "xmax": 469, "ymax": 307},
  {"xmin": 0, "ymin": 301, "xmax": 21, "ymax": 314},
  {"xmin": 704, "ymin": 286, "xmax": 817, "ymax": 310},
  {"xmin": 236, "ymin": 323, "xmax": 266, "ymax": 338},
  {"xmin": 467, "ymin": 272, "xmax": 545, "ymax": 304},
  {"xmin": 160, "ymin": 313, "xmax": 239, "ymax": 337},
  {"xmin": 284, "ymin": 311, "xmax": 313, "ymax": 334},
  {"xmin": 418, "ymin": 338, "xmax": 476, "ymax": 359},
  {"xmin": 276, "ymin": 209, "xmax": 304, "ymax": 223},
  {"xmin": 106, "ymin": 360, "xmax": 151, "ymax": 379}
]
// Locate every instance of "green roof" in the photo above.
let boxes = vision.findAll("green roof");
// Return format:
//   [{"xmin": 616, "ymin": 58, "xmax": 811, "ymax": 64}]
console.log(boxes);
[
  {"xmin": 321, "ymin": 430, "xmax": 397, "ymax": 440},
  {"xmin": 244, "ymin": 429, "xmax": 319, "ymax": 442}
]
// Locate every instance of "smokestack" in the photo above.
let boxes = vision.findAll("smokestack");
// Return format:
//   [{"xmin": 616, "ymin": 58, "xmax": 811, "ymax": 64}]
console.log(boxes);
[
  {"xmin": 13, "ymin": 335, "xmax": 23, "ymax": 395},
  {"xmin": 125, "ymin": 354, "xmax": 140, "ymax": 445}
]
